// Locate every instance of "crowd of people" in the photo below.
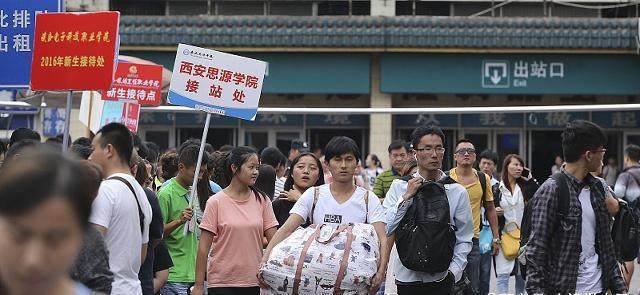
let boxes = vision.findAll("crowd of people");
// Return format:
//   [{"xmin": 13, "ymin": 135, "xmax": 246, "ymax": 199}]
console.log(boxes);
[{"xmin": 0, "ymin": 119, "xmax": 638, "ymax": 295}]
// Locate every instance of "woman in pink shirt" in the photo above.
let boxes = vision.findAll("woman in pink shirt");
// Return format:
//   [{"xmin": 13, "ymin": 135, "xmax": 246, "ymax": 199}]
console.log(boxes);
[{"xmin": 192, "ymin": 146, "xmax": 279, "ymax": 295}]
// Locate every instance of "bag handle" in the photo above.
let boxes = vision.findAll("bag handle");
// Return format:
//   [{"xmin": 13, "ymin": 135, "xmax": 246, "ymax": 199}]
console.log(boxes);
[
  {"xmin": 310, "ymin": 186, "xmax": 319, "ymax": 224},
  {"xmin": 108, "ymin": 176, "xmax": 144, "ymax": 234},
  {"xmin": 503, "ymin": 221, "xmax": 521, "ymax": 239},
  {"xmin": 333, "ymin": 225, "xmax": 355, "ymax": 295},
  {"xmin": 293, "ymin": 225, "xmax": 322, "ymax": 295},
  {"xmin": 364, "ymin": 190, "xmax": 369, "ymax": 224},
  {"xmin": 315, "ymin": 224, "xmax": 350, "ymax": 244}
]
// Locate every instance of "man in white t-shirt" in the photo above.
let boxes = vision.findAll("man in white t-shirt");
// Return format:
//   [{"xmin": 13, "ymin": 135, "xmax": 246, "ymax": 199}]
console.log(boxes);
[
  {"xmin": 261, "ymin": 136, "xmax": 390, "ymax": 293},
  {"xmin": 89, "ymin": 123, "xmax": 153, "ymax": 295}
]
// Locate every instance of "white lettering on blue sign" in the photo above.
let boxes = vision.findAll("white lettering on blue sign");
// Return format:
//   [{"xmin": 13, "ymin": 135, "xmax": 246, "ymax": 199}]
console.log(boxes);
[
  {"xmin": 545, "ymin": 112, "xmax": 571, "ymax": 127},
  {"xmin": 550, "ymin": 62, "xmax": 564, "ymax": 78},
  {"xmin": 415, "ymin": 113, "xmax": 440, "ymax": 126},
  {"xmin": 12, "ymin": 34, "xmax": 29, "ymax": 52},
  {"xmin": 611, "ymin": 112, "xmax": 636, "ymax": 128},
  {"xmin": 12, "ymin": 10, "xmax": 30, "ymax": 28},
  {"xmin": 480, "ymin": 113, "xmax": 506, "ymax": 126},
  {"xmin": 0, "ymin": 10, "xmax": 8, "ymax": 28}
]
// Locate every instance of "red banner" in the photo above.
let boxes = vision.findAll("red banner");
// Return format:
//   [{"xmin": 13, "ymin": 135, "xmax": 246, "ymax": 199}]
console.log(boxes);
[
  {"xmin": 30, "ymin": 11, "xmax": 119, "ymax": 91},
  {"xmin": 122, "ymin": 102, "xmax": 140, "ymax": 132},
  {"xmin": 101, "ymin": 62, "xmax": 163, "ymax": 106}
]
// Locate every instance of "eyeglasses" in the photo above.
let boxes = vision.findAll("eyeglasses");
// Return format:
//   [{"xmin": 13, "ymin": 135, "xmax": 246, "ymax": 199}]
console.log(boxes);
[
  {"xmin": 455, "ymin": 148, "xmax": 476, "ymax": 155},
  {"xmin": 414, "ymin": 147, "xmax": 446, "ymax": 154}
]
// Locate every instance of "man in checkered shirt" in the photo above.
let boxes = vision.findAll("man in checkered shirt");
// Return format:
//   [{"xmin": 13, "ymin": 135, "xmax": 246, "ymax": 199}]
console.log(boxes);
[{"xmin": 525, "ymin": 120, "xmax": 627, "ymax": 295}]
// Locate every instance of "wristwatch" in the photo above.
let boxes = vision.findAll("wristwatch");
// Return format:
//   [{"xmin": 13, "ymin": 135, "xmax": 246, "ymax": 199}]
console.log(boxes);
[{"xmin": 493, "ymin": 238, "xmax": 500, "ymax": 243}]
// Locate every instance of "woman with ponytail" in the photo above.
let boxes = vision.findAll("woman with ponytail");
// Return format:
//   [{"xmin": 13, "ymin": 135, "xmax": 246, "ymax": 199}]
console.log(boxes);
[{"xmin": 192, "ymin": 146, "xmax": 278, "ymax": 295}]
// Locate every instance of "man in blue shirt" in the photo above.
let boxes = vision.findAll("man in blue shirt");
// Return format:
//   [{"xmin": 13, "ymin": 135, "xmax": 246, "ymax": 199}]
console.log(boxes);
[{"xmin": 384, "ymin": 125, "xmax": 474, "ymax": 294}]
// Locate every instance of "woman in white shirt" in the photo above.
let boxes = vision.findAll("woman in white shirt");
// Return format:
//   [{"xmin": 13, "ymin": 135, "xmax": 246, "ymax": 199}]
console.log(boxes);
[
  {"xmin": 494, "ymin": 154, "xmax": 538, "ymax": 295},
  {"xmin": 364, "ymin": 154, "xmax": 384, "ymax": 190}
]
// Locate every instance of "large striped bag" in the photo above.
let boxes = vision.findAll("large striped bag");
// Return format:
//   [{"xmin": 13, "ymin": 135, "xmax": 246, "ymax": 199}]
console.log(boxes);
[{"xmin": 260, "ymin": 223, "xmax": 380, "ymax": 295}]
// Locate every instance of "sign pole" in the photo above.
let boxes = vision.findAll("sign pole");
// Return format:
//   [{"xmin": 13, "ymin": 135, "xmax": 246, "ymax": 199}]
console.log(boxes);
[
  {"xmin": 184, "ymin": 112, "xmax": 212, "ymax": 235},
  {"xmin": 62, "ymin": 90, "xmax": 72, "ymax": 152}
]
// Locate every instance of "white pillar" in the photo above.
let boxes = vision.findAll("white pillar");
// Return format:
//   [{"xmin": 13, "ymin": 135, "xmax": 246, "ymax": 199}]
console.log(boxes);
[{"xmin": 369, "ymin": 54, "xmax": 393, "ymax": 170}]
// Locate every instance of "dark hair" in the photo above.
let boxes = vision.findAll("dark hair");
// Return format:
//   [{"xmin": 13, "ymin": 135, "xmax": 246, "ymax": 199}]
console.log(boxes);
[
  {"xmin": 501, "ymin": 154, "xmax": 525, "ymax": 194},
  {"xmin": 145, "ymin": 145, "xmax": 159, "ymax": 164},
  {"xmin": 9, "ymin": 127, "xmax": 40, "ymax": 146},
  {"xmin": 561, "ymin": 120, "xmax": 607, "ymax": 163},
  {"xmin": 204, "ymin": 143, "xmax": 214, "ymax": 155},
  {"xmin": 4, "ymin": 139, "xmax": 40, "ymax": 165},
  {"xmin": 260, "ymin": 147, "xmax": 287, "ymax": 168},
  {"xmin": 178, "ymin": 138, "xmax": 200, "ymax": 155},
  {"xmin": 225, "ymin": 146, "xmax": 267, "ymax": 201},
  {"xmin": 455, "ymin": 138, "xmax": 474, "ymax": 149},
  {"xmin": 73, "ymin": 137, "xmax": 92, "ymax": 147},
  {"xmin": 79, "ymin": 160, "xmax": 103, "ymax": 201},
  {"xmin": 325, "ymin": 136, "xmax": 360, "ymax": 162},
  {"xmin": 159, "ymin": 151, "xmax": 179, "ymax": 181},
  {"xmin": 96, "ymin": 123, "xmax": 133, "ymax": 165},
  {"xmin": 479, "ymin": 149, "xmax": 499, "ymax": 166},
  {"xmin": 210, "ymin": 151, "xmax": 231, "ymax": 188},
  {"xmin": 0, "ymin": 151, "xmax": 93, "ymax": 227},
  {"xmin": 411, "ymin": 125, "xmax": 446, "ymax": 148},
  {"xmin": 283, "ymin": 153, "xmax": 325, "ymax": 192},
  {"xmin": 0, "ymin": 140, "xmax": 6, "ymax": 156},
  {"xmin": 255, "ymin": 164, "xmax": 276, "ymax": 200},
  {"xmin": 388, "ymin": 140, "xmax": 407, "ymax": 154},
  {"xmin": 136, "ymin": 142, "xmax": 149, "ymax": 161},
  {"xmin": 625, "ymin": 144, "xmax": 640, "ymax": 162},
  {"xmin": 70, "ymin": 144, "xmax": 93, "ymax": 160},
  {"xmin": 179, "ymin": 144, "xmax": 208, "ymax": 168},
  {"xmin": 145, "ymin": 142, "xmax": 160, "ymax": 157},
  {"xmin": 218, "ymin": 145, "xmax": 234, "ymax": 153},
  {"xmin": 197, "ymin": 167, "xmax": 214, "ymax": 211},
  {"xmin": 367, "ymin": 154, "xmax": 382, "ymax": 169}
]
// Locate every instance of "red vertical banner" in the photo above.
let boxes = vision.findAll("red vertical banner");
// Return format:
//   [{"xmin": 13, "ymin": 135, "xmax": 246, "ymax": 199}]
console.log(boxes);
[
  {"xmin": 122, "ymin": 102, "xmax": 140, "ymax": 133},
  {"xmin": 30, "ymin": 11, "xmax": 120, "ymax": 91}
]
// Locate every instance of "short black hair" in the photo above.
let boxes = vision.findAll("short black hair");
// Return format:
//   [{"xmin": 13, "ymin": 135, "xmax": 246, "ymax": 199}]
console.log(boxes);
[
  {"xmin": 479, "ymin": 149, "xmax": 499, "ymax": 165},
  {"xmin": 73, "ymin": 137, "xmax": 92, "ymax": 147},
  {"xmin": 70, "ymin": 144, "xmax": 92, "ymax": 160},
  {"xmin": 5, "ymin": 139, "xmax": 40, "ymax": 165},
  {"xmin": 145, "ymin": 143, "xmax": 159, "ymax": 164},
  {"xmin": 178, "ymin": 138, "xmax": 200, "ymax": 155},
  {"xmin": 561, "ymin": 120, "xmax": 607, "ymax": 163},
  {"xmin": 96, "ymin": 123, "xmax": 133, "ymax": 165},
  {"xmin": 255, "ymin": 164, "xmax": 276, "ymax": 200},
  {"xmin": 411, "ymin": 125, "xmax": 446, "ymax": 148},
  {"xmin": 133, "ymin": 134, "xmax": 142, "ymax": 148},
  {"xmin": 137, "ymin": 142, "xmax": 149, "ymax": 161},
  {"xmin": 179, "ymin": 144, "xmax": 208, "ymax": 168},
  {"xmin": 146, "ymin": 141, "xmax": 160, "ymax": 155},
  {"xmin": 0, "ymin": 140, "xmax": 6, "ymax": 155},
  {"xmin": 325, "ymin": 136, "xmax": 360, "ymax": 161},
  {"xmin": 388, "ymin": 140, "xmax": 407, "ymax": 154},
  {"xmin": 455, "ymin": 138, "xmax": 474, "ymax": 149},
  {"xmin": 260, "ymin": 147, "xmax": 287, "ymax": 168},
  {"xmin": 625, "ymin": 144, "xmax": 640, "ymax": 162},
  {"xmin": 9, "ymin": 127, "xmax": 40, "ymax": 146}
]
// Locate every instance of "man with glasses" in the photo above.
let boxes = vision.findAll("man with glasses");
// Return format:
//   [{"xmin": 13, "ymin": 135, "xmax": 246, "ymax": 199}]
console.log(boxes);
[
  {"xmin": 526, "ymin": 120, "xmax": 626, "ymax": 294},
  {"xmin": 448, "ymin": 139, "xmax": 500, "ymax": 295},
  {"xmin": 385, "ymin": 125, "xmax": 473, "ymax": 294}
]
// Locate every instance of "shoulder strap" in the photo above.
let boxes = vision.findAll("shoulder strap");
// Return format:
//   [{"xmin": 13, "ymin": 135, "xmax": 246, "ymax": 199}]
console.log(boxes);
[
  {"xmin": 551, "ymin": 173, "xmax": 570, "ymax": 217},
  {"xmin": 364, "ymin": 190, "xmax": 369, "ymax": 224},
  {"xmin": 310, "ymin": 187, "xmax": 319, "ymax": 224},
  {"xmin": 108, "ymin": 176, "xmax": 144, "ymax": 234},
  {"xmin": 477, "ymin": 171, "xmax": 487, "ymax": 202}
]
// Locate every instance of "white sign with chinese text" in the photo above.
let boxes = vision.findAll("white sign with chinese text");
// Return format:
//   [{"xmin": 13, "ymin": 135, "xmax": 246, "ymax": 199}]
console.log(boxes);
[{"xmin": 167, "ymin": 44, "xmax": 267, "ymax": 121}]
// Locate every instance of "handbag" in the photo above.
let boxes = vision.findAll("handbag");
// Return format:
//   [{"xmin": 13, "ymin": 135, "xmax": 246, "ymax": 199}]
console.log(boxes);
[
  {"xmin": 479, "ymin": 225, "xmax": 493, "ymax": 254},
  {"xmin": 500, "ymin": 221, "xmax": 521, "ymax": 260}
]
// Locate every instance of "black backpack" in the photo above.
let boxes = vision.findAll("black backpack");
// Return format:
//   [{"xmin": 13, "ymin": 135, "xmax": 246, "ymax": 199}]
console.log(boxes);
[
  {"xmin": 611, "ymin": 198, "xmax": 640, "ymax": 262},
  {"xmin": 396, "ymin": 175, "xmax": 457, "ymax": 273},
  {"xmin": 520, "ymin": 173, "xmax": 608, "ymax": 276}
]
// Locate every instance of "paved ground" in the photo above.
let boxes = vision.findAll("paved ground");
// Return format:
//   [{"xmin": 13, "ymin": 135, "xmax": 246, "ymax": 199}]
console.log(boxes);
[{"xmin": 488, "ymin": 261, "xmax": 640, "ymax": 294}]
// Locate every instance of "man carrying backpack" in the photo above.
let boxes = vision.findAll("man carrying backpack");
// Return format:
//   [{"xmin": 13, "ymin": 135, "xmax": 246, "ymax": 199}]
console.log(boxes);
[
  {"xmin": 448, "ymin": 139, "xmax": 500, "ymax": 295},
  {"xmin": 525, "ymin": 120, "xmax": 627, "ymax": 294},
  {"xmin": 613, "ymin": 144, "xmax": 640, "ymax": 285},
  {"xmin": 385, "ymin": 125, "xmax": 474, "ymax": 294}
]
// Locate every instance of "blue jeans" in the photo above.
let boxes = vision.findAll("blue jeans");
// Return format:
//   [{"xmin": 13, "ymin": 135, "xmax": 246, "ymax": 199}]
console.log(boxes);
[
  {"xmin": 496, "ymin": 269, "xmax": 525, "ymax": 294},
  {"xmin": 479, "ymin": 251, "xmax": 492, "ymax": 295},
  {"xmin": 161, "ymin": 282, "xmax": 193, "ymax": 295},
  {"xmin": 465, "ymin": 238, "xmax": 480, "ymax": 295}
]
